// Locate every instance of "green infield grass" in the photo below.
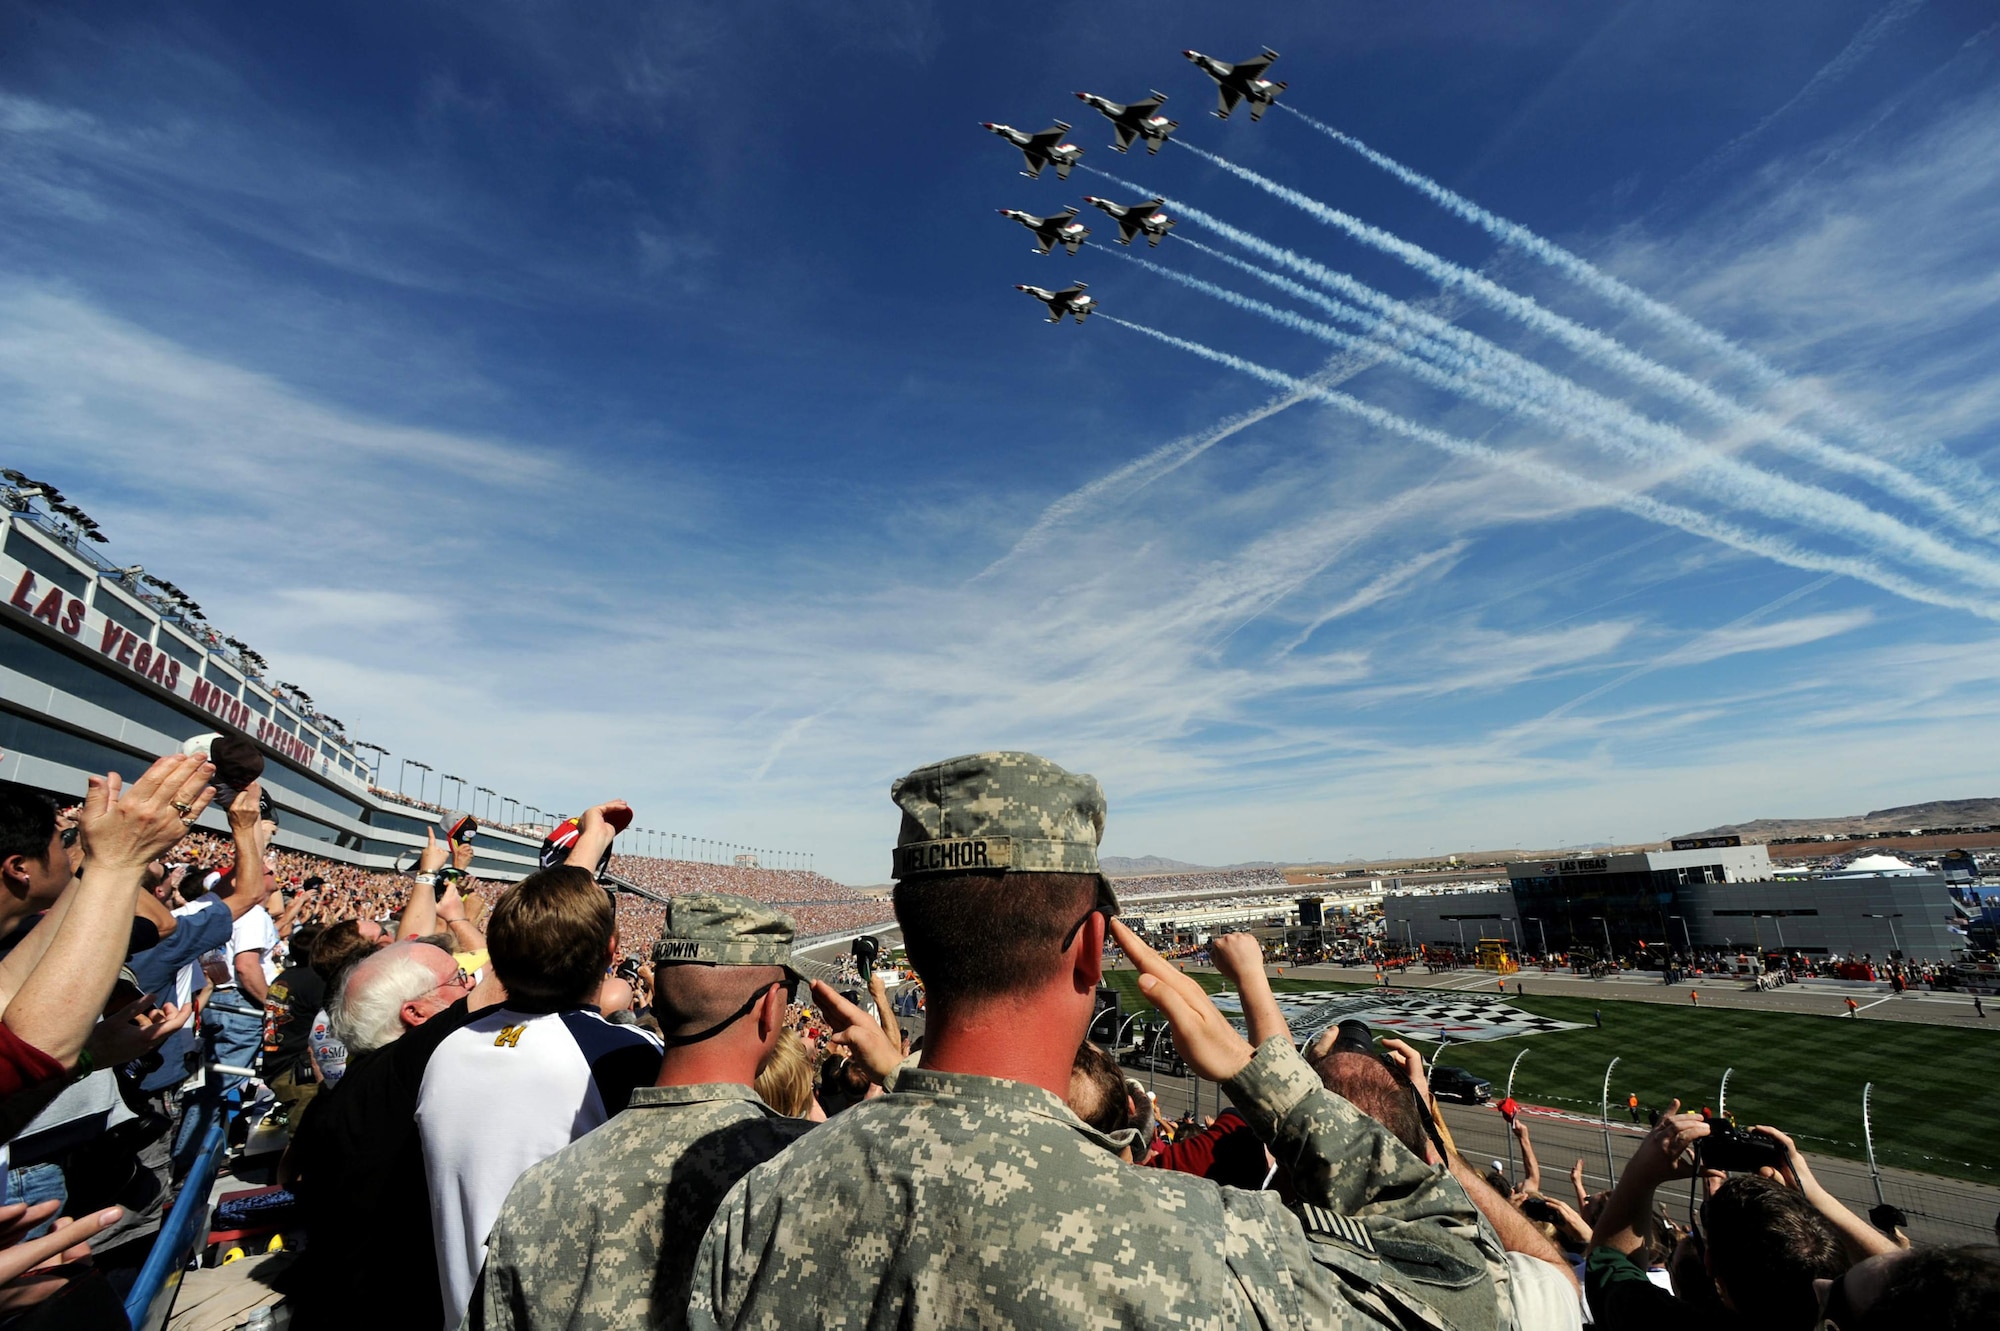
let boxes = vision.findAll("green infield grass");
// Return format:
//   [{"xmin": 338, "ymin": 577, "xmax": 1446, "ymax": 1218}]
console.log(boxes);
[{"xmin": 1097, "ymin": 968, "xmax": 1999, "ymax": 1185}]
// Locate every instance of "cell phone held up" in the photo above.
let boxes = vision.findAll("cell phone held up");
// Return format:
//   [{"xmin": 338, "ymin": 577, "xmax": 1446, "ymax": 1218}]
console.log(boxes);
[{"xmin": 851, "ymin": 934, "xmax": 881, "ymax": 983}]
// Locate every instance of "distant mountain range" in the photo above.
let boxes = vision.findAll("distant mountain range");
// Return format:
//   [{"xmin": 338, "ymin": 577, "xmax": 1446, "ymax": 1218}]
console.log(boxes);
[{"xmin": 1681, "ymin": 797, "xmax": 2000, "ymax": 841}]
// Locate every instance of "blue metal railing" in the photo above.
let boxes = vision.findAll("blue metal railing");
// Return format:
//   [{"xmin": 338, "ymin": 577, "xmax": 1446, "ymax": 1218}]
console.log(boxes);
[{"xmin": 122, "ymin": 1103, "xmax": 227, "ymax": 1331}]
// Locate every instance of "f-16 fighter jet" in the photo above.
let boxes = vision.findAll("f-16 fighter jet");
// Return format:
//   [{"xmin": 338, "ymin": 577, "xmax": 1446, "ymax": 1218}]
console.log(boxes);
[
  {"xmin": 1084, "ymin": 195, "xmax": 1175, "ymax": 247},
  {"xmin": 983, "ymin": 120, "xmax": 1085, "ymax": 180},
  {"xmin": 1016, "ymin": 281, "xmax": 1096, "ymax": 325},
  {"xmin": 1000, "ymin": 206, "xmax": 1091, "ymax": 255},
  {"xmin": 1183, "ymin": 47, "xmax": 1288, "ymax": 121},
  {"xmin": 1074, "ymin": 90, "xmax": 1178, "ymax": 155}
]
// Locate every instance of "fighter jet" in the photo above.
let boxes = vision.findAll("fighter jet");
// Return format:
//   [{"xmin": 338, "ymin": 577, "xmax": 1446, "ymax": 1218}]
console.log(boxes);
[
  {"xmin": 983, "ymin": 120, "xmax": 1085, "ymax": 180},
  {"xmin": 1084, "ymin": 195, "xmax": 1174, "ymax": 247},
  {"xmin": 1074, "ymin": 89, "xmax": 1178, "ymax": 155},
  {"xmin": 1016, "ymin": 281, "xmax": 1096, "ymax": 325},
  {"xmin": 999, "ymin": 206, "xmax": 1091, "ymax": 256},
  {"xmin": 1183, "ymin": 47, "xmax": 1288, "ymax": 121}
]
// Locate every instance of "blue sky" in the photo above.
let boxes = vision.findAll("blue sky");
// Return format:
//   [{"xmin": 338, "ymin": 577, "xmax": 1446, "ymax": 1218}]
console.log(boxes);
[{"xmin": 2, "ymin": 2, "xmax": 1997, "ymax": 881}]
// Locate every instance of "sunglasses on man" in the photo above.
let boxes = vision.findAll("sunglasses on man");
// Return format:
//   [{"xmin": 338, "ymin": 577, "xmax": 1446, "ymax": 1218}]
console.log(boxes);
[{"xmin": 1060, "ymin": 877, "xmax": 1121, "ymax": 952}]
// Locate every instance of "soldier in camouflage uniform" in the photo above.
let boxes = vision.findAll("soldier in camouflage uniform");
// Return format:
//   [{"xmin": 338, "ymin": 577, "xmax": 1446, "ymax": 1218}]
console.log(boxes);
[
  {"xmin": 688, "ymin": 752, "xmax": 1513, "ymax": 1330},
  {"xmin": 465, "ymin": 894, "xmax": 863, "ymax": 1331}
]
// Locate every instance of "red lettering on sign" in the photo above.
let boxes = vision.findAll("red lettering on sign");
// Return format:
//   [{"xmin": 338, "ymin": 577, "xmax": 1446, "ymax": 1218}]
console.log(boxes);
[
  {"xmin": 190, "ymin": 678, "xmax": 211, "ymax": 709},
  {"xmin": 164, "ymin": 660, "xmax": 180, "ymax": 691},
  {"xmin": 116, "ymin": 632, "xmax": 137, "ymax": 666},
  {"xmin": 9, "ymin": 572, "xmax": 36, "ymax": 611},
  {"xmin": 31, "ymin": 588, "xmax": 64, "ymax": 627},
  {"xmin": 101, "ymin": 620, "xmax": 125, "ymax": 654},
  {"xmin": 132, "ymin": 643, "xmax": 153, "ymax": 675},
  {"xmin": 146, "ymin": 650, "xmax": 170, "ymax": 685},
  {"xmin": 59, "ymin": 598, "xmax": 83, "ymax": 637}
]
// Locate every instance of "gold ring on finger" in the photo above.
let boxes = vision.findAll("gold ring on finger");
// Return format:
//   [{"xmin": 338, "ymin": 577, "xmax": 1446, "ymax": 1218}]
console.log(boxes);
[{"xmin": 172, "ymin": 801, "xmax": 194, "ymax": 817}]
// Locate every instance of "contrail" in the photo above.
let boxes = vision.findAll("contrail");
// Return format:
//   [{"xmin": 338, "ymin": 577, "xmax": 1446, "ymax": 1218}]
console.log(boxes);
[
  {"xmin": 1098, "ymin": 315, "xmax": 2000, "ymax": 623},
  {"xmin": 1169, "ymin": 140, "xmax": 2000, "ymax": 530},
  {"xmin": 1683, "ymin": 0, "xmax": 1928, "ymax": 186},
  {"xmin": 1278, "ymin": 101, "xmax": 1999, "ymax": 511},
  {"xmin": 1114, "ymin": 246, "xmax": 2000, "ymax": 592},
  {"xmin": 1540, "ymin": 573, "xmax": 1844, "ymax": 722}
]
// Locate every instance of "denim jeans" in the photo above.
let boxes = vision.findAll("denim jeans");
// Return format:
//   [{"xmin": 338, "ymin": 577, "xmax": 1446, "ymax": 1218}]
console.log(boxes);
[
  {"xmin": 172, "ymin": 1002, "xmax": 264, "ymax": 1165},
  {"xmin": 4, "ymin": 1162, "xmax": 67, "ymax": 1239}
]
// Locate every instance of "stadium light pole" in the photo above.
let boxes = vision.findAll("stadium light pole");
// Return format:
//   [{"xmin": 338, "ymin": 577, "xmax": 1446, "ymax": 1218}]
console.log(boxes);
[
  {"xmin": 442, "ymin": 774, "xmax": 466, "ymax": 809},
  {"xmin": 408, "ymin": 761, "xmax": 432, "ymax": 804},
  {"xmin": 1504, "ymin": 1049, "xmax": 1530, "ymax": 1184},
  {"xmin": 1861, "ymin": 912, "xmax": 1903, "ymax": 959},
  {"xmin": 1600, "ymin": 1056, "xmax": 1621, "ymax": 1180},
  {"xmin": 476, "ymin": 786, "xmax": 495, "ymax": 818}
]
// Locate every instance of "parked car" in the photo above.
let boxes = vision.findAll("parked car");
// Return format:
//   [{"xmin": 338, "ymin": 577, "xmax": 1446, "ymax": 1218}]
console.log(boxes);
[{"xmin": 1430, "ymin": 1066, "xmax": 1492, "ymax": 1104}]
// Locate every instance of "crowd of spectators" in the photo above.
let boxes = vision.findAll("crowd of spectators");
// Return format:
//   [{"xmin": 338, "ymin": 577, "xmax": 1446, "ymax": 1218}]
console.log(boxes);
[
  {"xmin": 1111, "ymin": 867, "xmax": 1289, "ymax": 900},
  {"xmin": 0, "ymin": 740, "xmax": 1992, "ymax": 1331},
  {"xmin": 607, "ymin": 854, "xmax": 893, "ymax": 951}
]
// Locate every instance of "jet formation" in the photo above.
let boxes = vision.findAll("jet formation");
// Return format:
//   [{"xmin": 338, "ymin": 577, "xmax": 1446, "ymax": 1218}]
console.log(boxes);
[{"xmin": 986, "ymin": 46, "xmax": 1286, "ymax": 323}]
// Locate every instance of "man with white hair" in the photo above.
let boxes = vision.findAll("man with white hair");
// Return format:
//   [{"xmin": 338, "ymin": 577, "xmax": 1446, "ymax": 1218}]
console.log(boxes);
[{"xmin": 282, "ymin": 941, "xmax": 478, "ymax": 1331}]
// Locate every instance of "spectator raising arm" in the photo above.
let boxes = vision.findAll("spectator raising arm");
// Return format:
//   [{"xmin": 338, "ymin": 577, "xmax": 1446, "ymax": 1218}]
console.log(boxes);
[
  {"xmin": 1589, "ymin": 1099, "xmax": 1709, "ymax": 1258},
  {"xmin": 395, "ymin": 829, "xmax": 450, "ymax": 942},
  {"xmin": 563, "ymin": 800, "xmax": 632, "ymax": 871},
  {"xmin": 1512, "ymin": 1115, "xmax": 1543, "ymax": 1199},
  {"xmin": 1207, "ymin": 932, "xmax": 1292, "ymax": 1048},
  {"xmin": 5, "ymin": 755, "xmax": 215, "ymax": 1066},
  {"xmin": 1753, "ymin": 1125, "xmax": 1899, "ymax": 1261},
  {"xmin": 866, "ymin": 970, "xmax": 902, "ymax": 1051}
]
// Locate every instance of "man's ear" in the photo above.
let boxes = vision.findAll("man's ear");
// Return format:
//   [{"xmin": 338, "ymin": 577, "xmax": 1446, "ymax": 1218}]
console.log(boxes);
[
  {"xmin": 758, "ymin": 981, "xmax": 789, "ymax": 1042},
  {"xmin": 0, "ymin": 854, "xmax": 23, "ymax": 894},
  {"xmin": 1073, "ymin": 914, "xmax": 1106, "ymax": 992},
  {"xmin": 401, "ymin": 998, "xmax": 430, "ymax": 1030}
]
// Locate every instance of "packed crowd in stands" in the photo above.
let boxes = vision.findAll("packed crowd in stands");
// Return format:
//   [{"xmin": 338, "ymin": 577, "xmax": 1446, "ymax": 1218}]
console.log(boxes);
[
  {"xmin": 1111, "ymin": 866, "xmax": 1288, "ymax": 900},
  {"xmin": 0, "ymin": 742, "xmax": 1989, "ymax": 1331},
  {"xmin": 607, "ymin": 854, "xmax": 894, "ymax": 951}
]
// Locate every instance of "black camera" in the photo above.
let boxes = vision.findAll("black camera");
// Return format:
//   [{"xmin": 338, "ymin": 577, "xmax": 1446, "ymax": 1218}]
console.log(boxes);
[
  {"xmin": 1329, "ymin": 1018, "xmax": 1378, "ymax": 1058},
  {"xmin": 614, "ymin": 957, "xmax": 642, "ymax": 984},
  {"xmin": 1519, "ymin": 1196, "xmax": 1563, "ymax": 1226},
  {"xmin": 1697, "ymin": 1119, "xmax": 1790, "ymax": 1174},
  {"xmin": 851, "ymin": 934, "xmax": 881, "ymax": 983}
]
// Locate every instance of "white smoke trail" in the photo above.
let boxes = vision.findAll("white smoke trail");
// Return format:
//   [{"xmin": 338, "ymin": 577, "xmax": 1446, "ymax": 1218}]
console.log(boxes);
[
  {"xmin": 1097, "ymin": 315, "xmax": 2000, "ymax": 624},
  {"xmin": 1540, "ymin": 574, "xmax": 1843, "ymax": 722},
  {"xmin": 1170, "ymin": 140, "xmax": 2000, "ymax": 530},
  {"xmin": 1277, "ymin": 101, "xmax": 1998, "ymax": 510},
  {"xmin": 1110, "ymin": 245, "xmax": 2000, "ymax": 594}
]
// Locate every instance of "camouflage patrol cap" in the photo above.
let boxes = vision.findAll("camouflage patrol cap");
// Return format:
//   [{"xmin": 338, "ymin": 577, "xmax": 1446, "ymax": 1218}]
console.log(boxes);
[
  {"xmin": 891, "ymin": 751, "xmax": 1108, "ymax": 881},
  {"xmin": 650, "ymin": 892, "xmax": 833, "ymax": 983}
]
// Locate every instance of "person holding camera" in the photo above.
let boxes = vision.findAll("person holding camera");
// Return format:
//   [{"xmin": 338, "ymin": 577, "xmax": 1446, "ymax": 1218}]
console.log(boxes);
[
  {"xmin": 466, "ymin": 894, "xmax": 899, "ymax": 1331},
  {"xmin": 689, "ymin": 751, "xmax": 1501, "ymax": 1330},
  {"xmin": 1586, "ymin": 1100, "xmax": 1851, "ymax": 1327}
]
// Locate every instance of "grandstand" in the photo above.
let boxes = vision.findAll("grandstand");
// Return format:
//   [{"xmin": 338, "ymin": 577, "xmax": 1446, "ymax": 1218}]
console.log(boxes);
[{"xmin": 0, "ymin": 481, "xmax": 820, "ymax": 891}]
